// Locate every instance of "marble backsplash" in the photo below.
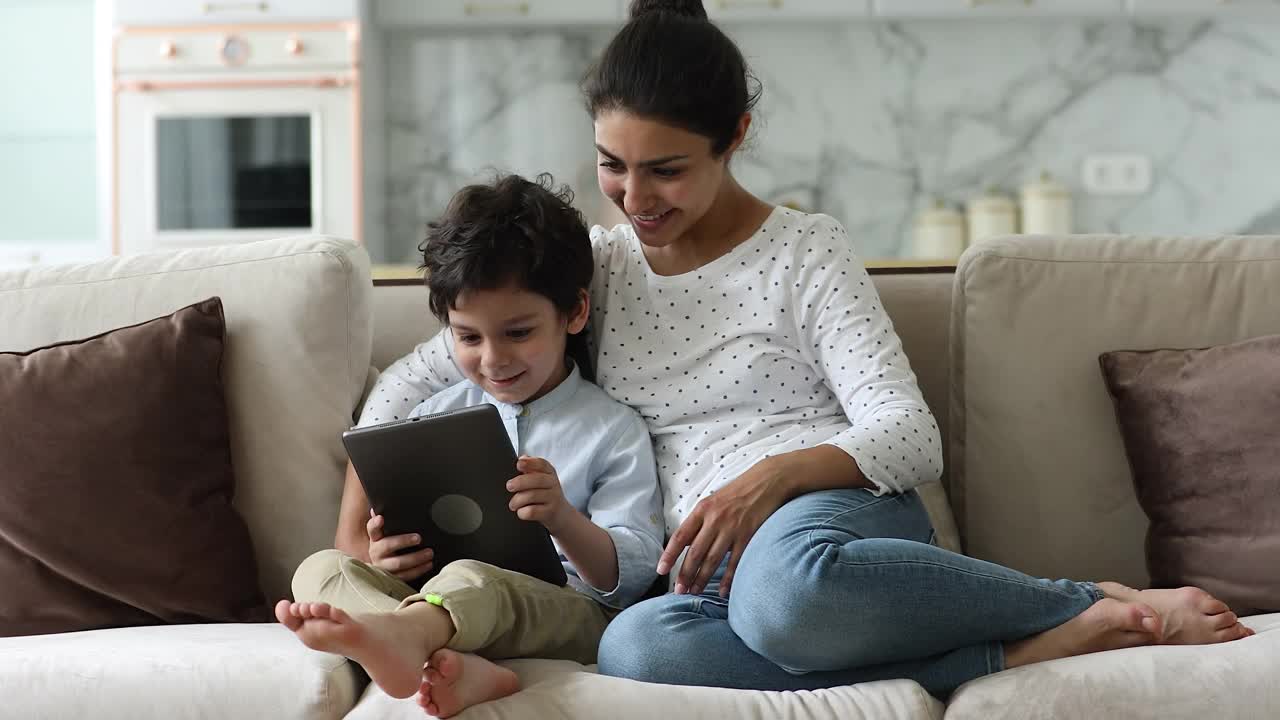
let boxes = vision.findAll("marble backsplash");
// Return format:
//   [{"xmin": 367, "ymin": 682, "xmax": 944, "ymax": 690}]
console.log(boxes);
[{"xmin": 379, "ymin": 18, "xmax": 1280, "ymax": 264}]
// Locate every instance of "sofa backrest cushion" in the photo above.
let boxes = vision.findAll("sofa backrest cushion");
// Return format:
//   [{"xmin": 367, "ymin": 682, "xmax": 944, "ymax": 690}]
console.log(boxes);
[
  {"xmin": 0, "ymin": 238, "xmax": 372, "ymax": 601},
  {"xmin": 951, "ymin": 234, "xmax": 1280, "ymax": 586}
]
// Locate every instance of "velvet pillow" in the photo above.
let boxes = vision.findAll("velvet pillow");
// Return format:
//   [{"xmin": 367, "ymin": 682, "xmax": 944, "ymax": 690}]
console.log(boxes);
[
  {"xmin": 1100, "ymin": 334, "xmax": 1280, "ymax": 615},
  {"xmin": 0, "ymin": 297, "xmax": 268, "ymax": 636}
]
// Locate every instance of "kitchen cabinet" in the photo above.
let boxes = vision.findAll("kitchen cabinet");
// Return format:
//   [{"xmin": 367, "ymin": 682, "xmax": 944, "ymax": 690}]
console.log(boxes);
[
  {"xmin": 1128, "ymin": 0, "xmax": 1280, "ymax": 16},
  {"xmin": 114, "ymin": 26, "xmax": 356, "ymax": 73},
  {"xmin": 112, "ymin": 0, "xmax": 359, "ymax": 26},
  {"xmin": 706, "ymin": 0, "xmax": 870, "ymax": 22},
  {"xmin": 373, "ymin": 0, "xmax": 623, "ymax": 27},
  {"xmin": 872, "ymin": 0, "xmax": 1125, "ymax": 18}
]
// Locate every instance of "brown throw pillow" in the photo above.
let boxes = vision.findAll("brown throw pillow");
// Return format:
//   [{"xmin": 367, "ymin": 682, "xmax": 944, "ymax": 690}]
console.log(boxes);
[
  {"xmin": 1100, "ymin": 334, "xmax": 1280, "ymax": 615},
  {"xmin": 0, "ymin": 297, "xmax": 268, "ymax": 636}
]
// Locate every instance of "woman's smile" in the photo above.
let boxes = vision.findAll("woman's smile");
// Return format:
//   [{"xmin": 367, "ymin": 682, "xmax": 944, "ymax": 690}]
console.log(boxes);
[{"xmin": 630, "ymin": 209, "xmax": 676, "ymax": 235}]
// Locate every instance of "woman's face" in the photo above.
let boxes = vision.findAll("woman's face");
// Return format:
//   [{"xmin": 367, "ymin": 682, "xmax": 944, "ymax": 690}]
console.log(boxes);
[{"xmin": 594, "ymin": 111, "xmax": 733, "ymax": 249}]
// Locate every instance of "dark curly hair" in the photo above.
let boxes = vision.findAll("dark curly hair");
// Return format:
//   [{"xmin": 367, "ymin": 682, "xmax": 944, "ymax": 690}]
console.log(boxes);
[{"xmin": 419, "ymin": 173, "xmax": 595, "ymax": 381}]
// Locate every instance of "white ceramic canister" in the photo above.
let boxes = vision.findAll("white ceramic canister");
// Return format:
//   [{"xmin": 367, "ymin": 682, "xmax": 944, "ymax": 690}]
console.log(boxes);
[
  {"xmin": 911, "ymin": 198, "xmax": 966, "ymax": 260},
  {"xmin": 965, "ymin": 188, "xmax": 1018, "ymax": 244},
  {"xmin": 1020, "ymin": 172, "xmax": 1073, "ymax": 235}
]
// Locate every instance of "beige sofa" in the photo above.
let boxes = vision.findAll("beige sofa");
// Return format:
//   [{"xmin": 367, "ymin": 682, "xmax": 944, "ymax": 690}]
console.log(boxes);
[{"xmin": 1, "ymin": 234, "xmax": 1277, "ymax": 720}]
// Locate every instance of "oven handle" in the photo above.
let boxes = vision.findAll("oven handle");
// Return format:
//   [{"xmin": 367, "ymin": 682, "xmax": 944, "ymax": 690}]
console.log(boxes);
[{"xmin": 115, "ymin": 75, "xmax": 353, "ymax": 92}]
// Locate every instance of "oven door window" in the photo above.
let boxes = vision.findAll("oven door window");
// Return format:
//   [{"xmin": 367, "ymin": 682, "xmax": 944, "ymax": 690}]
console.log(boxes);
[{"xmin": 156, "ymin": 115, "xmax": 312, "ymax": 231}]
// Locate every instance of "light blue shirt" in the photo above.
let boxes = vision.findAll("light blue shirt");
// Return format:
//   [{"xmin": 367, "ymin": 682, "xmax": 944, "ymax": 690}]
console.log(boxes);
[{"xmin": 408, "ymin": 363, "xmax": 663, "ymax": 609}]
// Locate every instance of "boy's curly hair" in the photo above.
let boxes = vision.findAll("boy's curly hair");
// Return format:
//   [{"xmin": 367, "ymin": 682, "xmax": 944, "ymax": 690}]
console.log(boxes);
[{"xmin": 419, "ymin": 173, "xmax": 595, "ymax": 380}]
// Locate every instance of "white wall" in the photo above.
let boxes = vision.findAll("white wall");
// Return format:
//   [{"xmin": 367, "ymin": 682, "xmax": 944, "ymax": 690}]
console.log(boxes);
[{"xmin": 0, "ymin": 0, "xmax": 100, "ymax": 265}]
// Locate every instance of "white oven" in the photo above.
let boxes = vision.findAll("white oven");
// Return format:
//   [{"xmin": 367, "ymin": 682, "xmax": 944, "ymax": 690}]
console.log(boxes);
[{"xmin": 112, "ymin": 21, "xmax": 361, "ymax": 255}]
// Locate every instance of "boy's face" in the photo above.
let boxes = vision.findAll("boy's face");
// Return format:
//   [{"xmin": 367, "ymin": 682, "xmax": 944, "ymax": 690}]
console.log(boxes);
[{"xmin": 448, "ymin": 284, "xmax": 588, "ymax": 405}]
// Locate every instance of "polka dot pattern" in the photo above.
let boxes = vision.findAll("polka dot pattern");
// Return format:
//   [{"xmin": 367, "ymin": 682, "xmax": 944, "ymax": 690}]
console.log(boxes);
[{"xmin": 356, "ymin": 332, "xmax": 460, "ymax": 427}]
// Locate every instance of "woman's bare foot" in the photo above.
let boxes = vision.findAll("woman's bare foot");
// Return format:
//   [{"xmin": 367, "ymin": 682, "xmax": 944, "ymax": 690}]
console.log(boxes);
[
  {"xmin": 1097, "ymin": 583, "xmax": 1255, "ymax": 645},
  {"xmin": 1004, "ymin": 598, "xmax": 1162, "ymax": 669},
  {"xmin": 274, "ymin": 599, "xmax": 446, "ymax": 699},
  {"xmin": 415, "ymin": 649, "xmax": 520, "ymax": 718}
]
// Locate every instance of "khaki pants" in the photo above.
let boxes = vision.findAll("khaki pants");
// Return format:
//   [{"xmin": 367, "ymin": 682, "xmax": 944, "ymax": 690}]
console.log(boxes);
[{"xmin": 291, "ymin": 550, "xmax": 613, "ymax": 664}]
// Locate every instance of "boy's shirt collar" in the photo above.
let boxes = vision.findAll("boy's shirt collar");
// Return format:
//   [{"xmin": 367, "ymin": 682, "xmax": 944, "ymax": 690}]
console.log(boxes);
[{"xmin": 484, "ymin": 360, "xmax": 581, "ymax": 421}]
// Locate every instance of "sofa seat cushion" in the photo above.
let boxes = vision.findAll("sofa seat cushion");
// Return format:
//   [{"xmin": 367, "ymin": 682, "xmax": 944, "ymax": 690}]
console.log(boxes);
[
  {"xmin": 344, "ymin": 659, "xmax": 942, "ymax": 720},
  {"xmin": 944, "ymin": 612, "xmax": 1280, "ymax": 719},
  {"xmin": 0, "ymin": 623, "xmax": 360, "ymax": 720}
]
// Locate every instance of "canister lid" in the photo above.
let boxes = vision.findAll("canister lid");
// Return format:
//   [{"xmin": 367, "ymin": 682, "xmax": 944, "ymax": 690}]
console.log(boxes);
[
  {"xmin": 918, "ymin": 197, "xmax": 963, "ymax": 225},
  {"xmin": 1021, "ymin": 171, "xmax": 1070, "ymax": 199},
  {"xmin": 969, "ymin": 188, "xmax": 1016, "ymax": 213}
]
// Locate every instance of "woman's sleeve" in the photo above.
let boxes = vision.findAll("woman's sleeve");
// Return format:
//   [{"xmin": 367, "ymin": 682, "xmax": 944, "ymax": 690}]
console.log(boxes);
[
  {"xmin": 355, "ymin": 328, "xmax": 466, "ymax": 427},
  {"xmin": 792, "ymin": 217, "xmax": 944, "ymax": 494}
]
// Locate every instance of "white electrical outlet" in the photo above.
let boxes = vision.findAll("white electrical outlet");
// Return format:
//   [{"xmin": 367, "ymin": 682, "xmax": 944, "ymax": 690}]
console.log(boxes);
[{"xmin": 1081, "ymin": 153, "xmax": 1153, "ymax": 196}]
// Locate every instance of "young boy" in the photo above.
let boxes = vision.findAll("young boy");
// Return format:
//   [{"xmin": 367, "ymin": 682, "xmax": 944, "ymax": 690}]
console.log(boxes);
[{"xmin": 277, "ymin": 174, "xmax": 663, "ymax": 718}]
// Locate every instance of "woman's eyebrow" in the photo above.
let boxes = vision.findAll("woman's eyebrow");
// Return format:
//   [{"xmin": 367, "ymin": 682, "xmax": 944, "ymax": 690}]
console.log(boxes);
[{"xmin": 595, "ymin": 144, "xmax": 689, "ymax": 168}]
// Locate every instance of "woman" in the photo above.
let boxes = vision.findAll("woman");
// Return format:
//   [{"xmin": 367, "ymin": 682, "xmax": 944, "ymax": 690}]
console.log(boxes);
[{"xmin": 340, "ymin": 0, "xmax": 1252, "ymax": 701}]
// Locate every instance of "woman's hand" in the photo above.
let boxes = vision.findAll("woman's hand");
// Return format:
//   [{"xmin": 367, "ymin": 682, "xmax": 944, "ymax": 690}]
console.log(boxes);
[
  {"xmin": 367, "ymin": 510, "xmax": 435, "ymax": 581},
  {"xmin": 508, "ymin": 456, "xmax": 573, "ymax": 535},
  {"xmin": 659, "ymin": 445, "xmax": 871, "ymax": 598},
  {"xmin": 658, "ymin": 456, "xmax": 790, "ymax": 598}
]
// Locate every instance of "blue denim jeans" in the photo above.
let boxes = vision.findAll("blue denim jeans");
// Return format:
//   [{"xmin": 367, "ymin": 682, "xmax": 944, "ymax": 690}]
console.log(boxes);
[{"xmin": 597, "ymin": 488, "xmax": 1102, "ymax": 698}]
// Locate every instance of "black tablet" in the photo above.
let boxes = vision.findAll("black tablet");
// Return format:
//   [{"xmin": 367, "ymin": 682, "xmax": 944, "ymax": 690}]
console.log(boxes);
[{"xmin": 342, "ymin": 403, "xmax": 568, "ymax": 587}]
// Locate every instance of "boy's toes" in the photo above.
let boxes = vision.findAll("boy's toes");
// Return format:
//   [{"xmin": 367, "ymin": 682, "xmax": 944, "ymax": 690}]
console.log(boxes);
[
  {"xmin": 299, "ymin": 602, "xmax": 341, "ymax": 621},
  {"xmin": 1217, "ymin": 623, "xmax": 1251, "ymax": 643},
  {"xmin": 274, "ymin": 600, "xmax": 301, "ymax": 629},
  {"xmin": 1211, "ymin": 612, "xmax": 1239, "ymax": 631}
]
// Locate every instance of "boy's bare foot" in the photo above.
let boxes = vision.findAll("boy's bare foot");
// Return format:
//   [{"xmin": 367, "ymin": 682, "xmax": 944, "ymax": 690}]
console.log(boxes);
[
  {"xmin": 416, "ymin": 649, "xmax": 520, "ymax": 718},
  {"xmin": 274, "ymin": 599, "xmax": 434, "ymax": 699},
  {"xmin": 1004, "ymin": 597, "xmax": 1162, "ymax": 669},
  {"xmin": 1096, "ymin": 583, "xmax": 1256, "ymax": 644}
]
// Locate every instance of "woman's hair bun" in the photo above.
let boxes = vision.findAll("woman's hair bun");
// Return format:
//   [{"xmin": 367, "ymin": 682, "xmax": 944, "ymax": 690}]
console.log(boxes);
[{"xmin": 628, "ymin": 0, "xmax": 708, "ymax": 21}]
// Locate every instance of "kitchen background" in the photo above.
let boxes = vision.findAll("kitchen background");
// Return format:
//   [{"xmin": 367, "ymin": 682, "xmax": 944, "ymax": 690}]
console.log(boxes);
[{"xmin": 2, "ymin": 1, "xmax": 1279, "ymax": 268}]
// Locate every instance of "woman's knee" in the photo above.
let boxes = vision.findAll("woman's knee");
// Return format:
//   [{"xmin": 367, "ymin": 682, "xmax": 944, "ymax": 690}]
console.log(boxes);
[
  {"xmin": 598, "ymin": 599, "xmax": 661, "ymax": 679},
  {"xmin": 598, "ymin": 597, "xmax": 700, "ymax": 682},
  {"xmin": 729, "ymin": 530, "xmax": 895, "ymax": 668},
  {"xmin": 727, "ymin": 511, "xmax": 826, "ymax": 609},
  {"xmin": 730, "ymin": 534, "xmax": 940, "ymax": 670},
  {"xmin": 726, "ymin": 548, "xmax": 833, "ymax": 670},
  {"xmin": 731, "ymin": 491, "xmax": 933, "ymax": 604}
]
